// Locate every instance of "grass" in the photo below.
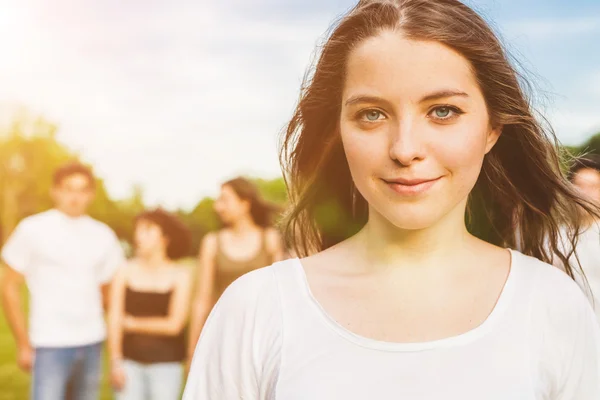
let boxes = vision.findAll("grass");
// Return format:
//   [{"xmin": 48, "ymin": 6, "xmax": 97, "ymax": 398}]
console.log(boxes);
[{"xmin": 0, "ymin": 306, "xmax": 32, "ymax": 399}]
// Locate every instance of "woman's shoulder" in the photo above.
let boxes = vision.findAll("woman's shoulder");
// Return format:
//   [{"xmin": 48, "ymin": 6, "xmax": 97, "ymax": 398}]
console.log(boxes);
[
  {"xmin": 512, "ymin": 250, "xmax": 591, "ymax": 318},
  {"xmin": 217, "ymin": 259, "xmax": 298, "ymax": 311},
  {"xmin": 513, "ymin": 250, "xmax": 600, "ymax": 385},
  {"xmin": 230, "ymin": 258, "xmax": 297, "ymax": 291},
  {"xmin": 200, "ymin": 260, "xmax": 297, "ymax": 343},
  {"xmin": 514, "ymin": 250, "xmax": 582, "ymax": 292},
  {"xmin": 201, "ymin": 231, "xmax": 219, "ymax": 247}
]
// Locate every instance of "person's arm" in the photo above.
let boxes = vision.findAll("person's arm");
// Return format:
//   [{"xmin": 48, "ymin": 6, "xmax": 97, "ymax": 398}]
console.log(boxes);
[
  {"xmin": 123, "ymin": 267, "xmax": 193, "ymax": 336},
  {"xmin": 1, "ymin": 220, "xmax": 34, "ymax": 372},
  {"xmin": 107, "ymin": 265, "xmax": 128, "ymax": 363},
  {"xmin": 187, "ymin": 233, "xmax": 218, "ymax": 356},
  {"xmin": 265, "ymin": 228, "xmax": 285, "ymax": 262},
  {"xmin": 1, "ymin": 265, "xmax": 32, "ymax": 371},
  {"xmin": 107, "ymin": 264, "xmax": 128, "ymax": 390},
  {"xmin": 183, "ymin": 267, "xmax": 281, "ymax": 399},
  {"xmin": 101, "ymin": 283, "xmax": 111, "ymax": 312}
]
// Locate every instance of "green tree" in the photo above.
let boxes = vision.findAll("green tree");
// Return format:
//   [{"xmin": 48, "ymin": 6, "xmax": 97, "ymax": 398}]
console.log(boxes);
[
  {"xmin": 0, "ymin": 113, "xmax": 133, "ymax": 244},
  {"xmin": 252, "ymin": 177, "xmax": 288, "ymax": 205},
  {"xmin": 577, "ymin": 131, "xmax": 600, "ymax": 156},
  {"xmin": 177, "ymin": 198, "xmax": 219, "ymax": 255}
]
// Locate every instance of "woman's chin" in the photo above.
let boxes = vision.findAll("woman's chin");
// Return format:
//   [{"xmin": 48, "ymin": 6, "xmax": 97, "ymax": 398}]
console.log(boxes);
[
  {"xmin": 390, "ymin": 219, "xmax": 439, "ymax": 231},
  {"xmin": 135, "ymin": 248, "xmax": 152, "ymax": 258},
  {"xmin": 367, "ymin": 202, "xmax": 444, "ymax": 231}
]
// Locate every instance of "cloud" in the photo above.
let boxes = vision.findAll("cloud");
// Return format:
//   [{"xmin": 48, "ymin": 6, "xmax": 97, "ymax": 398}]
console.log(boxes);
[
  {"xmin": 551, "ymin": 108, "xmax": 600, "ymax": 145},
  {"xmin": 506, "ymin": 16, "xmax": 600, "ymax": 39},
  {"xmin": 590, "ymin": 71, "xmax": 600, "ymax": 97},
  {"xmin": 0, "ymin": 0, "xmax": 333, "ymax": 209}
]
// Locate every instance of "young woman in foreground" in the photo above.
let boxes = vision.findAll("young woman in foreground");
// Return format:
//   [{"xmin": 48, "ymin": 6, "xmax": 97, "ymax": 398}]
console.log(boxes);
[{"xmin": 185, "ymin": 0, "xmax": 600, "ymax": 398}]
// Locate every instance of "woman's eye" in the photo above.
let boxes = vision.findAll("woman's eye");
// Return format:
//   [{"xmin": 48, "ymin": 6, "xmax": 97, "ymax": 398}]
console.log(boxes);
[
  {"xmin": 366, "ymin": 110, "xmax": 381, "ymax": 121},
  {"xmin": 428, "ymin": 106, "xmax": 463, "ymax": 121},
  {"xmin": 435, "ymin": 107, "xmax": 451, "ymax": 118},
  {"xmin": 358, "ymin": 109, "xmax": 385, "ymax": 122}
]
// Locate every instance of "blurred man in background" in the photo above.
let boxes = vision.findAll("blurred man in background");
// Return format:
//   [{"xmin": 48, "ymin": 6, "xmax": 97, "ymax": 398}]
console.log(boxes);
[
  {"xmin": 570, "ymin": 156, "xmax": 600, "ymax": 207},
  {"xmin": 554, "ymin": 154, "xmax": 600, "ymax": 321},
  {"xmin": 560, "ymin": 155, "xmax": 600, "ymax": 322},
  {"xmin": 1, "ymin": 162, "xmax": 125, "ymax": 400}
]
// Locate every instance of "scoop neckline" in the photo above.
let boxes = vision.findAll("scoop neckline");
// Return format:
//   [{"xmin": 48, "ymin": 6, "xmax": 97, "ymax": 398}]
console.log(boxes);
[{"xmin": 292, "ymin": 248, "xmax": 518, "ymax": 352}]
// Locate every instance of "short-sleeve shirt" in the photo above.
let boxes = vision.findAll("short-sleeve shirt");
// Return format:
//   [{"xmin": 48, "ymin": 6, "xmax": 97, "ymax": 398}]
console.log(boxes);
[
  {"xmin": 184, "ymin": 250, "xmax": 600, "ymax": 399},
  {"xmin": 555, "ymin": 223, "xmax": 600, "ymax": 323},
  {"xmin": 1, "ymin": 209, "xmax": 125, "ymax": 347}
]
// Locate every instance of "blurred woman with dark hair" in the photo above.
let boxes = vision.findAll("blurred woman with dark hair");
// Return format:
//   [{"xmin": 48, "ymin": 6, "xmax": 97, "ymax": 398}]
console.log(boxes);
[
  {"xmin": 187, "ymin": 177, "xmax": 284, "ymax": 359},
  {"xmin": 108, "ymin": 208, "xmax": 192, "ymax": 400}
]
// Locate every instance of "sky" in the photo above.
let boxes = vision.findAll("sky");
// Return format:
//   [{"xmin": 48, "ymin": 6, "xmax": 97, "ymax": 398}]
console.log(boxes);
[{"xmin": 0, "ymin": 0, "xmax": 599, "ymax": 210}]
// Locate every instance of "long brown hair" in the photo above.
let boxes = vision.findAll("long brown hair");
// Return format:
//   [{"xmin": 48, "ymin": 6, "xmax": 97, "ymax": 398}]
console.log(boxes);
[
  {"xmin": 222, "ymin": 177, "xmax": 281, "ymax": 228},
  {"xmin": 279, "ymin": 0, "xmax": 599, "ymax": 277},
  {"xmin": 135, "ymin": 208, "xmax": 192, "ymax": 260}
]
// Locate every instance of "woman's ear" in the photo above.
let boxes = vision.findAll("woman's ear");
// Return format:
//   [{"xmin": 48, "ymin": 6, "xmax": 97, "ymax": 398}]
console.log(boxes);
[{"xmin": 485, "ymin": 125, "xmax": 503, "ymax": 154}]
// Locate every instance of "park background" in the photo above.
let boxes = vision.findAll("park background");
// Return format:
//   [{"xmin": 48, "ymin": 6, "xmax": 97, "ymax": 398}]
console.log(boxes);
[{"xmin": 1, "ymin": 0, "xmax": 599, "ymax": 398}]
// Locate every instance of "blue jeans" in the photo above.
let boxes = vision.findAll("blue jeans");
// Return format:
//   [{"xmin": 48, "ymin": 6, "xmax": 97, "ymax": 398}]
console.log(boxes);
[
  {"xmin": 32, "ymin": 341, "xmax": 103, "ymax": 400},
  {"xmin": 115, "ymin": 360, "xmax": 183, "ymax": 400}
]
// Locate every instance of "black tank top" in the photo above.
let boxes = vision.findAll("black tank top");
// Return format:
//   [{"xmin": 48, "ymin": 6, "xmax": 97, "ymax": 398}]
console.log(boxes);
[{"xmin": 122, "ymin": 287, "xmax": 186, "ymax": 364}]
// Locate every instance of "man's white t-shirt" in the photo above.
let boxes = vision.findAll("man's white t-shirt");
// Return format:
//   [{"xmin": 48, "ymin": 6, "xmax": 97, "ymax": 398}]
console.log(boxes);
[
  {"xmin": 184, "ymin": 250, "xmax": 600, "ymax": 399},
  {"xmin": 1, "ymin": 209, "xmax": 125, "ymax": 347}
]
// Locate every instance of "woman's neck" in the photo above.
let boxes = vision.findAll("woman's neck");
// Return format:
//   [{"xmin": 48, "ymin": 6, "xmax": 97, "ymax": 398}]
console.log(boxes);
[
  {"xmin": 229, "ymin": 214, "xmax": 259, "ymax": 235},
  {"xmin": 139, "ymin": 251, "xmax": 169, "ymax": 268},
  {"xmin": 354, "ymin": 204, "xmax": 473, "ymax": 271}
]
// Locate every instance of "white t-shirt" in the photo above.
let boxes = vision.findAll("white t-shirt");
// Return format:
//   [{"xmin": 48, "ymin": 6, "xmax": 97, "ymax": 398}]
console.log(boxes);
[
  {"xmin": 556, "ymin": 223, "xmax": 600, "ymax": 323},
  {"xmin": 184, "ymin": 249, "xmax": 600, "ymax": 399},
  {"xmin": 1, "ymin": 209, "xmax": 125, "ymax": 347}
]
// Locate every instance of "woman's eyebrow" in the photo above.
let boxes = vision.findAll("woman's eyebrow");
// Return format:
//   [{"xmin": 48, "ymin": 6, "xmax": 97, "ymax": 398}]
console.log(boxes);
[
  {"xmin": 344, "ymin": 95, "xmax": 393, "ymax": 108},
  {"xmin": 419, "ymin": 89, "xmax": 469, "ymax": 103},
  {"xmin": 344, "ymin": 89, "xmax": 469, "ymax": 107}
]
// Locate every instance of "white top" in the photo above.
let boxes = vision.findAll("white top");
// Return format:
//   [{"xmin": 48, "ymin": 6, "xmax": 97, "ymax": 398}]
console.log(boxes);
[
  {"xmin": 557, "ymin": 223, "xmax": 600, "ymax": 323},
  {"xmin": 184, "ymin": 250, "xmax": 600, "ymax": 399},
  {"xmin": 1, "ymin": 209, "xmax": 125, "ymax": 347}
]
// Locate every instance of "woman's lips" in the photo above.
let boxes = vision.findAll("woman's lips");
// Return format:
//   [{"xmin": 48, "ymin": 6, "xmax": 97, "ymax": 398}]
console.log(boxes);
[{"xmin": 383, "ymin": 176, "xmax": 442, "ymax": 196}]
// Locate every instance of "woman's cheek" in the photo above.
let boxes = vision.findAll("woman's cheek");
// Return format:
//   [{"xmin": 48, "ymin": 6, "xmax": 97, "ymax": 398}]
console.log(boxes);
[{"xmin": 439, "ymin": 120, "xmax": 489, "ymax": 164}]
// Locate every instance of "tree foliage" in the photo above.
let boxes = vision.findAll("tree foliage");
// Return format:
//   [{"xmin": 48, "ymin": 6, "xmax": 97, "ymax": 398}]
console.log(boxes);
[
  {"xmin": 0, "ymin": 113, "xmax": 288, "ymax": 255},
  {"xmin": 576, "ymin": 131, "xmax": 600, "ymax": 157}
]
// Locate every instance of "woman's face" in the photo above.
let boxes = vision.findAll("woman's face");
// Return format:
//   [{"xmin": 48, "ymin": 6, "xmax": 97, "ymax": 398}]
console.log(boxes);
[
  {"xmin": 214, "ymin": 185, "xmax": 250, "ymax": 225},
  {"xmin": 339, "ymin": 31, "xmax": 501, "ymax": 230},
  {"xmin": 134, "ymin": 219, "xmax": 167, "ymax": 256}
]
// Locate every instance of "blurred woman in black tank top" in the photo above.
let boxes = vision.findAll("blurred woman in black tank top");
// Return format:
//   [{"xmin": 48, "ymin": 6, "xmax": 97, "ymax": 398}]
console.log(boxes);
[
  {"xmin": 187, "ymin": 177, "xmax": 285, "ymax": 362},
  {"xmin": 108, "ymin": 208, "xmax": 192, "ymax": 400}
]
